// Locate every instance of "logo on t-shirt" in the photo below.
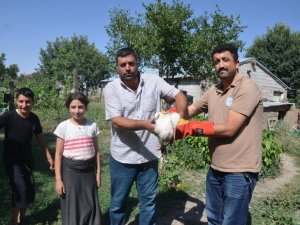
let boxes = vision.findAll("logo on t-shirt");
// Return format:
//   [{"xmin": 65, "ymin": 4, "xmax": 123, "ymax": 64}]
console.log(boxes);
[{"xmin": 225, "ymin": 96, "xmax": 233, "ymax": 106}]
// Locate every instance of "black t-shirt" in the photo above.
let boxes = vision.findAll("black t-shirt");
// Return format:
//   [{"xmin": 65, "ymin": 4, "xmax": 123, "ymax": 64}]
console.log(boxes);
[{"xmin": 0, "ymin": 110, "xmax": 42, "ymax": 168}]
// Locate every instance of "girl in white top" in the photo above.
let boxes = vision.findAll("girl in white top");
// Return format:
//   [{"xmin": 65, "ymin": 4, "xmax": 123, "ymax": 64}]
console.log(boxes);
[{"xmin": 54, "ymin": 92, "xmax": 102, "ymax": 225}]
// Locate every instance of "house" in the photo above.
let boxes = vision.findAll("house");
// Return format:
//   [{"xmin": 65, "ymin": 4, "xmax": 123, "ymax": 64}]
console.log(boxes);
[
  {"xmin": 239, "ymin": 58, "xmax": 290, "ymax": 107},
  {"xmin": 164, "ymin": 76, "xmax": 210, "ymax": 104},
  {"xmin": 239, "ymin": 58, "xmax": 297, "ymax": 128}
]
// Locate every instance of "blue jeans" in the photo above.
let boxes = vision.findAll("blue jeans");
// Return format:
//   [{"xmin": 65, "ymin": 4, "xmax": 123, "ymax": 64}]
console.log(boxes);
[
  {"xmin": 206, "ymin": 167, "xmax": 258, "ymax": 225},
  {"xmin": 109, "ymin": 155, "xmax": 158, "ymax": 225}
]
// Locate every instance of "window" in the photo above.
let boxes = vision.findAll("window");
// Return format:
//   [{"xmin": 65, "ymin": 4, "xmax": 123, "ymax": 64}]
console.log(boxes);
[
  {"xmin": 268, "ymin": 119, "xmax": 277, "ymax": 129},
  {"xmin": 273, "ymin": 91, "xmax": 283, "ymax": 102}
]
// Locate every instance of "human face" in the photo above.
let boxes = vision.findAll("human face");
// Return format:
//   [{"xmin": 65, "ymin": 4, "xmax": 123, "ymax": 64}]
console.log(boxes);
[
  {"xmin": 116, "ymin": 54, "xmax": 139, "ymax": 82},
  {"xmin": 68, "ymin": 99, "xmax": 86, "ymax": 122},
  {"xmin": 16, "ymin": 94, "xmax": 33, "ymax": 117},
  {"xmin": 212, "ymin": 51, "xmax": 239, "ymax": 83}
]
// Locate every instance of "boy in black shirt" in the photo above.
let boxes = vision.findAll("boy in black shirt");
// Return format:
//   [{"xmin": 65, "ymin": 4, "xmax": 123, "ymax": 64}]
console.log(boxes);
[{"xmin": 0, "ymin": 87, "xmax": 54, "ymax": 225}]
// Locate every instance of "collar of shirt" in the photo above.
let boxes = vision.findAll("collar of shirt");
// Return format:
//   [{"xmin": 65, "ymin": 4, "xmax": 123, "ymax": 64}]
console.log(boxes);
[
  {"xmin": 120, "ymin": 77, "xmax": 144, "ymax": 94},
  {"xmin": 215, "ymin": 73, "xmax": 244, "ymax": 95}
]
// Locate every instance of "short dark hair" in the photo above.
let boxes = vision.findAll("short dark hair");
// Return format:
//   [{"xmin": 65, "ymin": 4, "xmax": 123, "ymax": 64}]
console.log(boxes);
[
  {"xmin": 211, "ymin": 44, "xmax": 239, "ymax": 61},
  {"xmin": 65, "ymin": 92, "xmax": 89, "ymax": 108},
  {"xmin": 115, "ymin": 47, "xmax": 138, "ymax": 63},
  {"xmin": 16, "ymin": 87, "xmax": 34, "ymax": 100}
]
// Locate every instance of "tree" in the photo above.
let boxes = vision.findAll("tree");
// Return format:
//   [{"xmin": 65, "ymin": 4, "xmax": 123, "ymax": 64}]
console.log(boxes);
[
  {"xmin": 180, "ymin": 7, "xmax": 245, "ymax": 81},
  {"xmin": 6, "ymin": 64, "xmax": 19, "ymax": 79},
  {"xmin": 15, "ymin": 72, "xmax": 60, "ymax": 109},
  {"xmin": 143, "ymin": 0, "xmax": 196, "ymax": 78},
  {"xmin": 39, "ymin": 35, "xmax": 111, "ymax": 94},
  {"xmin": 106, "ymin": 0, "xmax": 245, "ymax": 80},
  {"xmin": 0, "ymin": 53, "xmax": 19, "ymax": 112},
  {"xmin": 246, "ymin": 23, "xmax": 300, "ymax": 100},
  {"xmin": 0, "ymin": 53, "xmax": 19, "ymax": 81}
]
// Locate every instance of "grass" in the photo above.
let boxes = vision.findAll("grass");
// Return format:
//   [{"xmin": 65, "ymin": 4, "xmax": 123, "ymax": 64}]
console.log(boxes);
[
  {"xmin": 249, "ymin": 122, "xmax": 300, "ymax": 225},
  {"xmin": 250, "ymin": 172, "xmax": 300, "ymax": 225},
  {"xmin": 0, "ymin": 101, "xmax": 300, "ymax": 224}
]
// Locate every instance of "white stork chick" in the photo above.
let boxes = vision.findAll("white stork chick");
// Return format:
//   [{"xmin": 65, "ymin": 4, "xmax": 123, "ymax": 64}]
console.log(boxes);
[{"xmin": 154, "ymin": 111, "xmax": 180, "ymax": 146}]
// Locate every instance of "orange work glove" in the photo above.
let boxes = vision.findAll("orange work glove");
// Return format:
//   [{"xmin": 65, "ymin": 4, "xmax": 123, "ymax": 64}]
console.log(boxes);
[
  {"xmin": 175, "ymin": 119, "xmax": 214, "ymax": 139},
  {"xmin": 166, "ymin": 107, "xmax": 214, "ymax": 138},
  {"xmin": 166, "ymin": 107, "xmax": 177, "ymax": 113}
]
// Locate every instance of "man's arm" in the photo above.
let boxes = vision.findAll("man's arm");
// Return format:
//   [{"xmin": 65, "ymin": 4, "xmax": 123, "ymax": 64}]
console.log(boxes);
[
  {"xmin": 111, "ymin": 117, "xmax": 155, "ymax": 133},
  {"xmin": 174, "ymin": 107, "xmax": 247, "ymax": 139},
  {"xmin": 173, "ymin": 92, "xmax": 188, "ymax": 119},
  {"xmin": 187, "ymin": 104, "xmax": 202, "ymax": 118},
  {"xmin": 35, "ymin": 133, "xmax": 54, "ymax": 170},
  {"xmin": 213, "ymin": 110, "xmax": 248, "ymax": 137}
]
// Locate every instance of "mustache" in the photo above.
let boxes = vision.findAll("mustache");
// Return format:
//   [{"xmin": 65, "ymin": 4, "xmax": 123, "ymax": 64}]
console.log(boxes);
[
  {"xmin": 217, "ymin": 68, "xmax": 227, "ymax": 73},
  {"xmin": 121, "ymin": 72, "xmax": 134, "ymax": 76}
]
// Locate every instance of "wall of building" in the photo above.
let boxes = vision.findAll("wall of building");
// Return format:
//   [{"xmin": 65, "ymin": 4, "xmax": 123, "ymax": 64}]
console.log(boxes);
[{"xmin": 239, "ymin": 62, "xmax": 287, "ymax": 102}]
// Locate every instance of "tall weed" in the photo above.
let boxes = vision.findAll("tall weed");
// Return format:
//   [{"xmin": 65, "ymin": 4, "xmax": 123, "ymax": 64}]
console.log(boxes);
[{"xmin": 272, "ymin": 121, "xmax": 300, "ymax": 156}]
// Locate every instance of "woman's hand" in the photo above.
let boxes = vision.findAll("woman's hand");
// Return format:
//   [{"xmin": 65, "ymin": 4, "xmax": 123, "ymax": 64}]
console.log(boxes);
[
  {"xmin": 96, "ymin": 172, "xmax": 101, "ymax": 189},
  {"xmin": 55, "ymin": 180, "xmax": 65, "ymax": 196}
]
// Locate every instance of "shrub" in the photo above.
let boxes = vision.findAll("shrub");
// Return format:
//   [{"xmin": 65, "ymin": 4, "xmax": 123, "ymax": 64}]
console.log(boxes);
[
  {"xmin": 260, "ymin": 129, "xmax": 283, "ymax": 178},
  {"xmin": 158, "ymin": 154, "xmax": 182, "ymax": 191},
  {"xmin": 168, "ymin": 136, "xmax": 210, "ymax": 170}
]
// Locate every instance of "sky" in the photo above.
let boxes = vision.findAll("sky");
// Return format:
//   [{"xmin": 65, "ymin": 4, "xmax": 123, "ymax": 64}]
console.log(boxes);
[{"xmin": 1, "ymin": 0, "xmax": 300, "ymax": 75}]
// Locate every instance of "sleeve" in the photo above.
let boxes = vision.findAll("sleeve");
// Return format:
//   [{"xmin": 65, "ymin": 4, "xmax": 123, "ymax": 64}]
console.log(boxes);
[
  {"xmin": 53, "ymin": 122, "xmax": 65, "ymax": 140},
  {"xmin": 34, "ymin": 115, "xmax": 43, "ymax": 134},
  {"xmin": 191, "ymin": 87, "xmax": 213, "ymax": 114},
  {"xmin": 93, "ymin": 122, "xmax": 100, "ymax": 136},
  {"xmin": 230, "ymin": 80, "xmax": 262, "ymax": 117},
  {"xmin": 103, "ymin": 82, "xmax": 122, "ymax": 120},
  {"xmin": 156, "ymin": 77, "xmax": 180, "ymax": 100}
]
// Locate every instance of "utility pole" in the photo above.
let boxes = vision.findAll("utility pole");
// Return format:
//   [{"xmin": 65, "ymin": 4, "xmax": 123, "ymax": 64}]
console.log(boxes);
[
  {"xmin": 9, "ymin": 79, "xmax": 14, "ymax": 110},
  {"xmin": 72, "ymin": 68, "xmax": 79, "ymax": 93}
]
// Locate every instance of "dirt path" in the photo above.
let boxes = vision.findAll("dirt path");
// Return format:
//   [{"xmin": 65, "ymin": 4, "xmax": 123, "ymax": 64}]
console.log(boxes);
[
  {"xmin": 151, "ymin": 154, "xmax": 299, "ymax": 225},
  {"xmin": 253, "ymin": 154, "xmax": 299, "ymax": 197}
]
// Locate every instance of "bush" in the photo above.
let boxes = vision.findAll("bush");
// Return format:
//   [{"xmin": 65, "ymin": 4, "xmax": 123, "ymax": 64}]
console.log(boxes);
[
  {"xmin": 168, "ymin": 136, "xmax": 210, "ymax": 170},
  {"xmin": 158, "ymin": 154, "xmax": 182, "ymax": 191},
  {"xmin": 260, "ymin": 129, "xmax": 283, "ymax": 178}
]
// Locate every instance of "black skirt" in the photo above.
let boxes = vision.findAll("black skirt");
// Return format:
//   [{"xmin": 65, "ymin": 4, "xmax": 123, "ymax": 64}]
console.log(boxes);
[{"xmin": 61, "ymin": 157, "xmax": 102, "ymax": 225}]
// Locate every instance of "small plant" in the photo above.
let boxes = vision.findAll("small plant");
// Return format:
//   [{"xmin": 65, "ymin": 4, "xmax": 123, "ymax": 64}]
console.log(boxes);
[
  {"xmin": 260, "ymin": 129, "xmax": 283, "ymax": 178},
  {"xmin": 159, "ymin": 154, "xmax": 182, "ymax": 191}
]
